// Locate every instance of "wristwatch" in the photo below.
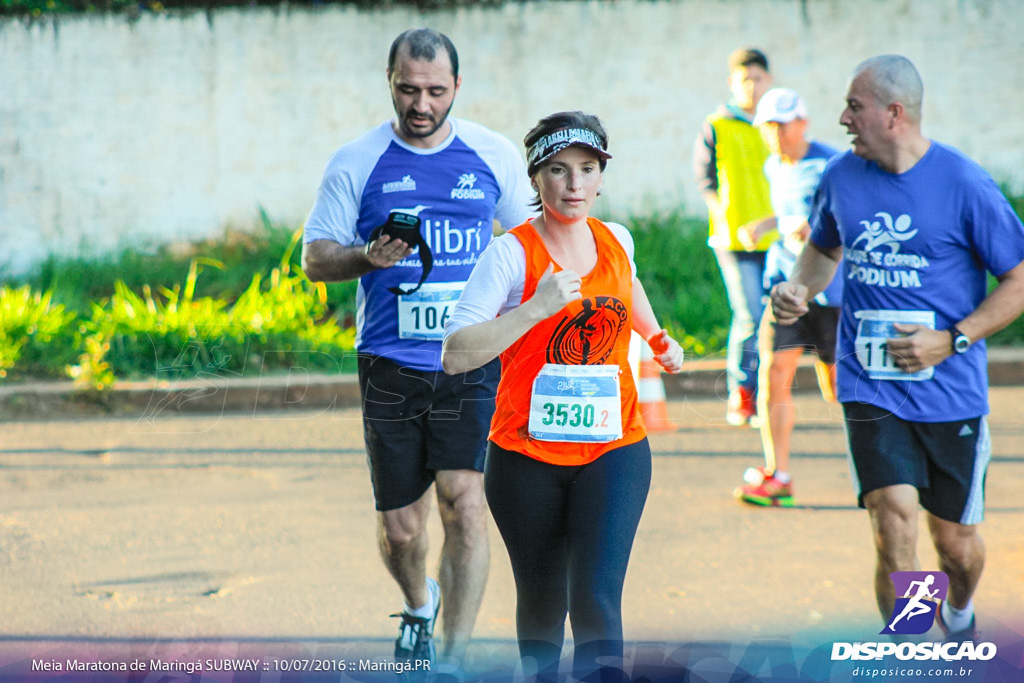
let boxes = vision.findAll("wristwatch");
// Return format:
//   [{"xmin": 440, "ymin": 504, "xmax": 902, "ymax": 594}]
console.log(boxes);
[{"xmin": 949, "ymin": 325, "xmax": 971, "ymax": 354}]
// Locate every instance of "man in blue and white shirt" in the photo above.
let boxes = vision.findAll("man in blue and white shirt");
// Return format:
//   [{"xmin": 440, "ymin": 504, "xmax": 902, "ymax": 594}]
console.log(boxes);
[
  {"xmin": 734, "ymin": 88, "xmax": 841, "ymax": 508},
  {"xmin": 302, "ymin": 28, "xmax": 532, "ymax": 665},
  {"xmin": 772, "ymin": 55, "xmax": 1024, "ymax": 639}
]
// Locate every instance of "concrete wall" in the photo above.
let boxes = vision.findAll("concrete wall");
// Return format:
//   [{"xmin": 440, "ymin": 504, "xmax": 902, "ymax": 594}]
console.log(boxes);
[{"xmin": 2, "ymin": 0, "xmax": 1022, "ymax": 274}]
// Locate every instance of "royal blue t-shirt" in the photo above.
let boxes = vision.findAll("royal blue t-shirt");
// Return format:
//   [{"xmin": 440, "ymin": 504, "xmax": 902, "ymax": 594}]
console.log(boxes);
[
  {"xmin": 304, "ymin": 119, "xmax": 533, "ymax": 371},
  {"xmin": 810, "ymin": 141, "xmax": 1024, "ymax": 421}
]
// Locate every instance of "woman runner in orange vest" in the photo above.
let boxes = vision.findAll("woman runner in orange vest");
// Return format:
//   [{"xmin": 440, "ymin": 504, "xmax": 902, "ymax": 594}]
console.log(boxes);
[{"xmin": 442, "ymin": 111, "xmax": 684, "ymax": 681}]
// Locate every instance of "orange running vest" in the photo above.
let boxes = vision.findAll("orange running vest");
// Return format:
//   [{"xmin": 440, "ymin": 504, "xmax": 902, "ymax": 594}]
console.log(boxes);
[{"xmin": 489, "ymin": 217, "xmax": 646, "ymax": 466}]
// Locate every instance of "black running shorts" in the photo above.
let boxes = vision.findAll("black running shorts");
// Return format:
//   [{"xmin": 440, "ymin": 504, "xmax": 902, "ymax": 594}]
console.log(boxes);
[
  {"xmin": 842, "ymin": 401, "xmax": 990, "ymax": 524},
  {"xmin": 358, "ymin": 354, "xmax": 500, "ymax": 512},
  {"xmin": 769, "ymin": 302, "xmax": 839, "ymax": 364}
]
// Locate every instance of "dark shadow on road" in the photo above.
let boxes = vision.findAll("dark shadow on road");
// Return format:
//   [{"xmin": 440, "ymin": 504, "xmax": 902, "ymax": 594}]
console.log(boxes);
[
  {"xmin": 0, "ymin": 448, "xmax": 363, "ymax": 457},
  {"xmin": 652, "ymin": 450, "xmax": 849, "ymax": 460}
]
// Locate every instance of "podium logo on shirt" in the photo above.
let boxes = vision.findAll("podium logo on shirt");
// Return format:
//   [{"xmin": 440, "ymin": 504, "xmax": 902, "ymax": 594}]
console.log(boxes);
[
  {"xmin": 846, "ymin": 211, "xmax": 931, "ymax": 289},
  {"xmin": 451, "ymin": 173, "xmax": 485, "ymax": 200},
  {"xmin": 852, "ymin": 212, "xmax": 917, "ymax": 254}
]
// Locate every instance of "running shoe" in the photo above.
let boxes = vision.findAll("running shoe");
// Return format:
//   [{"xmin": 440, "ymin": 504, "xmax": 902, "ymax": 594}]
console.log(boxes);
[
  {"xmin": 726, "ymin": 387, "xmax": 757, "ymax": 427},
  {"xmin": 735, "ymin": 468, "xmax": 794, "ymax": 507},
  {"xmin": 935, "ymin": 605, "xmax": 978, "ymax": 642},
  {"xmin": 393, "ymin": 577, "xmax": 441, "ymax": 664},
  {"xmin": 741, "ymin": 465, "xmax": 769, "ymax": 484}
]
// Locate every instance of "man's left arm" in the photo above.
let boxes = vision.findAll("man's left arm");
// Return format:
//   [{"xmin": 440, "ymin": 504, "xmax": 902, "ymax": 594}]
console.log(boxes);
[{"xmin": 889, "ymin": 260, "xmax": 1024, "ymax": 373}]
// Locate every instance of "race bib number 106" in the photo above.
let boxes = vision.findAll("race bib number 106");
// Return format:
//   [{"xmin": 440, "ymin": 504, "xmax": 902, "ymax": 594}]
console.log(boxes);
[{"xmin": 397, "ymin": 282, "xmax": 464, "ymax": 340}]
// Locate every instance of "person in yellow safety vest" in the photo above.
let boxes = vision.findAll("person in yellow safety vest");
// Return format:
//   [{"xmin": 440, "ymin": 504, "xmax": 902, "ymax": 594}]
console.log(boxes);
[{"xmin": 693, "ymin": 47, "xmax": 774, "ymax": 427}]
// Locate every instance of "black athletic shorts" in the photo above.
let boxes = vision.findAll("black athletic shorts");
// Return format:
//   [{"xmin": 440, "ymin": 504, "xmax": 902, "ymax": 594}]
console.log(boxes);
[
  {"xmin": 769, "ymin": 302, "xmax": 839, "ymax": 364},
  {"xmin": 358, "ymin": 354, "xmax": 500, "ymax": 512},
  {"xmin": 842, "ymin": 402, "xmax": 990, "ymax": 524}
]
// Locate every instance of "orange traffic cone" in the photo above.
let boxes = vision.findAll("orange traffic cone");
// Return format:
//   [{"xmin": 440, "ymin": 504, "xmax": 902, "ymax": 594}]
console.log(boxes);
[{"xmin": 638, "ymin": 341, "xmax": 678, "ymax": 432}]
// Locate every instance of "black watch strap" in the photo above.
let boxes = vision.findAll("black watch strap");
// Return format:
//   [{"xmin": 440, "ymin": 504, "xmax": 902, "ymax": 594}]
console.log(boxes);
[{"xmin": 949, "ymin": 324, "xmax": 970, "ymax": 353}]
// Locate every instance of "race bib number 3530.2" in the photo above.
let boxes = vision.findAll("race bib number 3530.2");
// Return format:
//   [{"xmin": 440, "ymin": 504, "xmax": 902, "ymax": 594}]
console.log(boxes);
[
  {"xmin": 528, "ymin": 364, "xmax": 623, "ymax": 443},
  {"xmin": 854, "ymin": 309, "xmax": 935, "ymax": 381}
]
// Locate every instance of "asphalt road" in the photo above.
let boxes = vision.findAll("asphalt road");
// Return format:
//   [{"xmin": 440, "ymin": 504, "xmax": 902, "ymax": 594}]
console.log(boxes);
[{"xmin": 1, "ymin": 390, "xmax": 1023, "ymax": 681}]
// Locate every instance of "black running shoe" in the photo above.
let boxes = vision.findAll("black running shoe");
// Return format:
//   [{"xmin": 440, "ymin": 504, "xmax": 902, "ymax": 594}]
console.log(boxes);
[{"xmin": 392, "ymin": 577, "xmax": 441, "ymax": 664}]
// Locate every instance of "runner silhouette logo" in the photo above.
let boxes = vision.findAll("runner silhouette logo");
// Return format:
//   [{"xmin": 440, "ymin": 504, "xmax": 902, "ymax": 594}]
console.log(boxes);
[{"xmin": 880, "ymin": 571, "xmax": 949, "ymax": 635}]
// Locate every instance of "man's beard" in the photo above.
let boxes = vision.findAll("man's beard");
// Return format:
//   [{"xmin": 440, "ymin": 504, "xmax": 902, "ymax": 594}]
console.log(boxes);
[{"xmin": 395, "ymin": 100, "xmax": 454, "ymax": 139}]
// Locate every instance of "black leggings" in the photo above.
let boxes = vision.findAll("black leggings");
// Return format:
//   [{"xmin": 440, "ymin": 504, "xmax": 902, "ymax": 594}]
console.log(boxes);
[{"xmin": 484, "ymin": 439, "xmax": 652, "ymax": 679}]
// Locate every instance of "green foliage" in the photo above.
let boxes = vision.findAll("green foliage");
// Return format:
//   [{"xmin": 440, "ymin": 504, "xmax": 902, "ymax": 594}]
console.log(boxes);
[
  {"xmin": 999, "ymin": 182, "xmax": 1024, "ymax": 220},
  {"xmin": 0, "ymin": 285, "xmax": 78, "ymax": 380},
  {"xmin": 28, "ymin": 209, "xmax": 300, "ymax": 313},
  {"xmin": 625, "ymin": 210, "xmax": 727, "ymax": 356},
  {"xmin": 988, "ymin": 279, "xmax": 1024, "ymax": 346},
  {"xmin": 989, "ymin": 184, "xmax": 1024, "ymax": 346},
  {"xmin": 3, "ymin": 227, "xmax": 356, "ymax": 387},
  {"xmin": 67, "ymin": 332, "xmax": 116, "ymax": 392},
  {"xmin": 4, "ymin": 194, "xmax": 1024, "ymax": 387},
  {"xmin": 23, "ymin": 209, "xmax": 361, "ymax": 334},
  {"xmin": 71, "ymin": 236, "xmax": 355, "ymax": 385}
]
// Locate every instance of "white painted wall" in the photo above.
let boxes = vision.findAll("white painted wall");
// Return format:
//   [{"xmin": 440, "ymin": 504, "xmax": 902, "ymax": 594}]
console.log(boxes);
[{"xmin": 2, "ymin": 0, "xmax": 1022, "ymax": 274}]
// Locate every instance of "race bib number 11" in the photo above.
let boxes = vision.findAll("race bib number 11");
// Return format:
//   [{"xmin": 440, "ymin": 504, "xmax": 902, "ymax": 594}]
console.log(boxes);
[
  {"xmin": 854, "ymin": 309, "xmax": 935, "ymax": 381},
  {"xmin": 528, "ymin": 364, "xmax": 623, "ymax": 443}
]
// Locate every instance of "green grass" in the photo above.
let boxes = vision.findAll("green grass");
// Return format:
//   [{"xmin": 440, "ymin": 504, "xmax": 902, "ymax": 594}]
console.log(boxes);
[
  {"xmin": 0, "ymin": 210, "xmax": 728, "ymax": 385},
  {"xmin": 0, "ymin": 285, "xmax": 78, "ymax": 380},
  {"xmin": 2, "ymin": 222, "xmax": 357, "ymax": 386},
  {"xmin": 990, "ymin": 184, "xmax": 1024, "ymax": 345},
  {"xmin": 28, "ymin": 211, "xmax": 330, "ymax": 310},
  {"xmin": 4, "ymin": 200, "xmax": 1024, "ymax": 386},
  {"xmin": 623, "ymin": 211, "xmax": 728, "ymax": 356},
  {"xmin": 21, "ymin": 209, "xmax": 360, "ymax": 329}
]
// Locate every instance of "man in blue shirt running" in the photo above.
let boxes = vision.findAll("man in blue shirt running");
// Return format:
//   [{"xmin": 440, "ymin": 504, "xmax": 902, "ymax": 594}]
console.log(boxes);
[
  {"xmin": 772, "ymin": 55, "xmax": 1024, "ymax": 639},
  {"xmin": 302, "ymin": 28, "xmax": 532, "ymax": 666}
]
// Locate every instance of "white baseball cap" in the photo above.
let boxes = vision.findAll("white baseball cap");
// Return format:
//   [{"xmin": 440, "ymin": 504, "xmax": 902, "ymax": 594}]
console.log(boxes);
[{"xmin": 753, "ymin": 88, "xmax": 808, "ymax": 127}]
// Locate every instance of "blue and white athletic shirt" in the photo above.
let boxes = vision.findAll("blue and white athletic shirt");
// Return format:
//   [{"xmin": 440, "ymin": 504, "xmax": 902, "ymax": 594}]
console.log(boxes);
[
  {"xmin": 304, "ymin": 118, "xmax": 533, "ymax": 371},
  {"xmin": 763, "ymin": 140, "xmax": 843, "ymax": 306},
  {"xmin": 809, "ymin": 141, "xmax": 1024, "ymax": 421}
]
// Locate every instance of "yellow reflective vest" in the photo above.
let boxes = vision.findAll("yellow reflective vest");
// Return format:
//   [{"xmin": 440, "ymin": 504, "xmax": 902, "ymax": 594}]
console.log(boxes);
[{"xmin": 707, "ymin": 114, "xmax": 773, "ymax": 251}]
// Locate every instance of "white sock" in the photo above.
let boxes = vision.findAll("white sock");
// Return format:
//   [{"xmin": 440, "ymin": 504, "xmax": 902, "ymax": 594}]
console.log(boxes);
[
  {"xmin": 773, "ymin": 471, "xmax": 791, "ymax": 484},
  {"xmin": 941, "ymin": 599, "xmax": 974, "ymax": 631},
  {"xmin": 405, "ymin": 580, "xmax": 437, "ymax": 618}
]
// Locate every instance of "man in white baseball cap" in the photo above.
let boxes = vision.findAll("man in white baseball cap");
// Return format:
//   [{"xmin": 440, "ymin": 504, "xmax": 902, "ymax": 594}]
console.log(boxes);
[
  {"xmin": 752, "ymin": 87, "xmax": 808, "ymax": 128},
  {"xmin": 735, "ymin": 87, "xmax": 842, "ymax": 507}
]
